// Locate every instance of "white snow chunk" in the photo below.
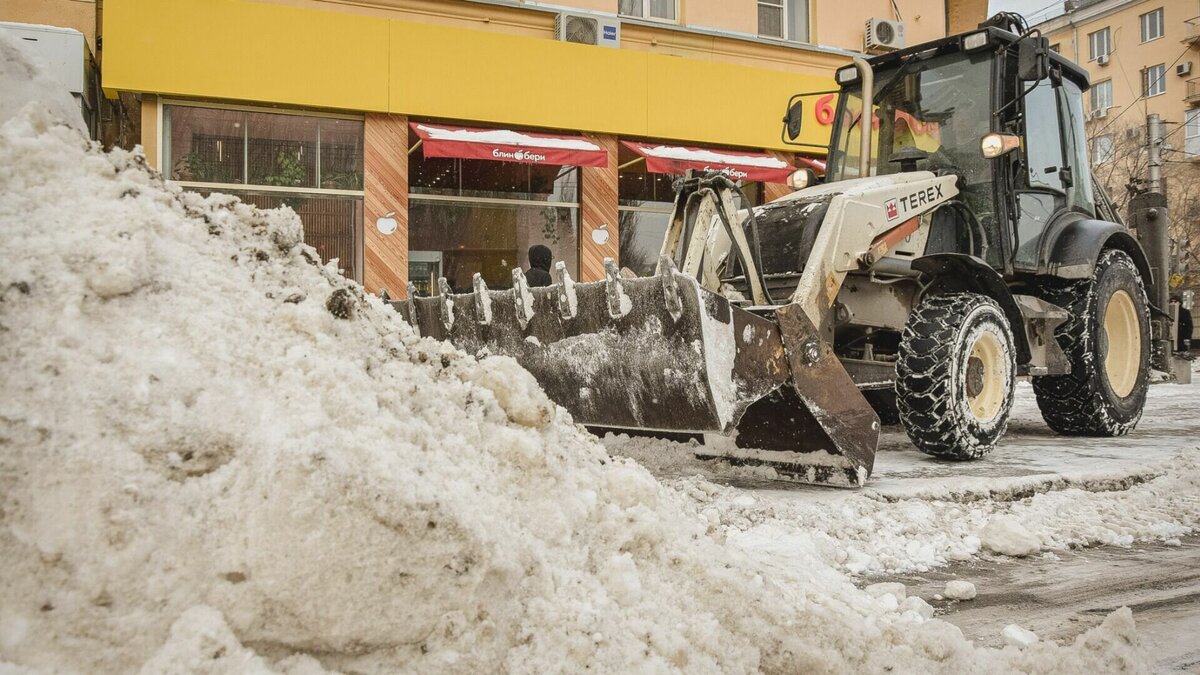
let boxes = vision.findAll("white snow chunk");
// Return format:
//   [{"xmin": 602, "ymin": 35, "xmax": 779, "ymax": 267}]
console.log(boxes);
[
  {"xmin": 900, "ymin": 596, "xmax": 934, "ymax": 620},
  {"xmin": 943, "ymin": 580, "xmax": 976, "ymax": 601},
  {"xmin": 980, "ymin": 515, "xmax": 1041, "ymax": 557},
  {"xmin": 138, "ymin": 606, "xmax": 274, "ymax": 674},
  {"xmin": 864, "ymin": 582, "xmax": 907, "ymax": 600},
  {"xmin": 1002, "ymin": 624, "xmax": 1040, "ymax": 649}
]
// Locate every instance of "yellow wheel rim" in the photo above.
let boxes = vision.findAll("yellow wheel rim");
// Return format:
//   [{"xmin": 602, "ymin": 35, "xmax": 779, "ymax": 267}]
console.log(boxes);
[
  {"xmin": 965, "ymin": 331, "xmax": 1007, "ymax": 423},
  {"xmin": 1103, "ymin": 290, "xmax": 1140, "ymax": 398}
]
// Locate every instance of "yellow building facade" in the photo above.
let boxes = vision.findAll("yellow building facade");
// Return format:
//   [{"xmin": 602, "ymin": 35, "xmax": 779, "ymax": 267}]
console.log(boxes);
[{"xmin": 92, "ymin": 0, "xmax": 953, "ymax": 296}]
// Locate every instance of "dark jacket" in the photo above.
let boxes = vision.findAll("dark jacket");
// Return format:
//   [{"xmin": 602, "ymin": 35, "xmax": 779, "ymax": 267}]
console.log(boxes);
[
  {"xmin": 1179, "ymin": 307, "xmax": 1193, "ymax": 348},
  {"xmin": 526, "ymin": 245, "xmax": 553, "ymax": 288}
]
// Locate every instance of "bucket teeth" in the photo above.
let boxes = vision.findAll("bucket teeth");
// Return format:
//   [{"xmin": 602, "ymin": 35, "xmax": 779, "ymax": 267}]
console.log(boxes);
[
  {"xmin": 603, "ymin": 258, "xmax": 630, "ymax": 319},
  {"xmin": 554, "ymin": 261, "xmax": 577, "ymax": 320},
  {"xmin": 656, "ymin": 256, "xmax": 683, "ymax": 322},
  {"xmin": 472, "ymin": 273, "xmax": 492, "ymax": 325},
  {"xmin": 437, "ymin": 278, "xmax": 454, "ymax": 330},
  {"xmin": 405, "ymin": 282, "xmax": 420, "ymax": 337},
  {"xmin": 511, "ymin": 267, "xmax": 534, "ymax": 328}
]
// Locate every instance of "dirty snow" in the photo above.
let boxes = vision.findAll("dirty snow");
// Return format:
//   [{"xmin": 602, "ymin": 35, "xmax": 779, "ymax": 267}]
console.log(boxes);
[{"xmin": 0, "ymin": 43, "xmax": 1184, "ymax": 674}]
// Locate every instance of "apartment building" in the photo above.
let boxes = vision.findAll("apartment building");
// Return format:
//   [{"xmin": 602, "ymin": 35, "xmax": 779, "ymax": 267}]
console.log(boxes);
[
  {"xmin": 5, "ymin": 0, "xmax": 971, "ymax": 296},
  {"xmin": 1037, "ymin": 0, "xmax": 1200, "ymax": 245}
]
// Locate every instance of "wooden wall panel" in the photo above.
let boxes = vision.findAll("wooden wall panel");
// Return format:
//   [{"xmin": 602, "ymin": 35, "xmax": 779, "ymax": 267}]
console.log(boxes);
[
  {"xmin": 364, "ymin": 113, "xmax": 410, "ymax": 297},
  {"xmin": 579, "ymin": 134, "xmax": 620, "ymax": 282},
  {"xmin": 763, "ymin": 150, "xmax": 796, "ymax": 203}
]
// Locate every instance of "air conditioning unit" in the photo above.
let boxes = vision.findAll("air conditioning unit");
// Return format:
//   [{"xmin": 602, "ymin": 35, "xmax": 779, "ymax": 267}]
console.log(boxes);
[
  {"xmin": 1178, "ymin": 62, "xmax": 1193, "ymax": 76},
  {"xmin": 1091, "ymin": 107, "xmax": 1108, "ymax": 119},
  {"xmin": 555, "ymin": 13, "xmax": 621, "ymax": 48},
  {"xmin": 1097, "ymin": 54, "xmax": 1110, "ymax": 66},
  {"xmin": 865, "ymin": 18, "xmax": 905, "ymax": 52}
]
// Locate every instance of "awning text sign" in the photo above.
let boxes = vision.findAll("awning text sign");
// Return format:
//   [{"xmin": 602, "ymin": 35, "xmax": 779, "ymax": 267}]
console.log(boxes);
[{"xmin": 411, "ymin": 123, "xmax": 608, "ymax": 167}]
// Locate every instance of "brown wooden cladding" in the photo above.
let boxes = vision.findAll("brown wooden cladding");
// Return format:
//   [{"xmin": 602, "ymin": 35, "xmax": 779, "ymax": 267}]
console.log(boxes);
[
  {"xmin": 580, "ymin": 134, "xmax": 620, "ymax": 282},
  {"xmin": 364, "ymin": 112, "xmax": 410, "ymax": 297},
  {"xmin": 763, "ymin": 150, "xmax": 796, "ymax": 203}
]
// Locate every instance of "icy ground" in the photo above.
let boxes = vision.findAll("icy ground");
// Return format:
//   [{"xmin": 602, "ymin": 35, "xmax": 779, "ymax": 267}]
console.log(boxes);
[{"xmin": 2, "ymin": 31, "xmax": 1197, "ymax": 673}]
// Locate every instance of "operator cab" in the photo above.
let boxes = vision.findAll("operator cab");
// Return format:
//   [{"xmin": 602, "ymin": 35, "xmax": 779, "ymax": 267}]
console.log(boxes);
[{"xmin": 810, "ymin": 26, "xmax": 1095, "ymax": 275}]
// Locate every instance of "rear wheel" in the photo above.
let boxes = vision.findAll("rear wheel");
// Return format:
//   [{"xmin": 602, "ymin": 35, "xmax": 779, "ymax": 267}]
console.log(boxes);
[
  {"xmin": 896, "ymin": 293, "xmax": 1016, "ymax": 459},
  {"xmin": 1033, "ymin": 249, "xmax": 1149, "ymax": 435}
]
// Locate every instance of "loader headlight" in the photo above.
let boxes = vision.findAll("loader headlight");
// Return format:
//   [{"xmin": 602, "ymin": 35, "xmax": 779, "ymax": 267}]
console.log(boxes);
[
  {"xmin": 980, "ymin": 132, "xmax": 1021, "ymax": 158},
  {"xmin": 962, "ymin": 31, "xmax": 990, "ymax": 51},
  {"xmin": 836, "ymin": 66, "xmax": 859, "ymax": 84},
  {"xmin": 787, "ymin": 168, "xmax": 817, "ymax": 189}
]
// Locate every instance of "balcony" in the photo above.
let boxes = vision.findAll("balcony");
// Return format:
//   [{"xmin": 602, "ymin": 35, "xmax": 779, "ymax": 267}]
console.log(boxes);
[
  {"xmin": 1187, "ymin": 77, "xmax": 1200, "ymax": 105},
  {"xmin": 1185, "ymin": 17, "xmax": 1200, "ymax": 46}
]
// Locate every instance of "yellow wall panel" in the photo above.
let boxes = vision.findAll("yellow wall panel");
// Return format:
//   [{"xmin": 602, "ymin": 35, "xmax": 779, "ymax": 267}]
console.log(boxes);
[
  {"xmin": 389, "ymin": 20, "xmax": 649, "ymax": 137},
  {"xmin": 646, "ymin": 54, "xmax": 833, "ymax": 149},
  {"xmin": 103, "ymin": 0, "xmax": 390, "ymax": 111},
  {"xmin": 104, "ymin": 0, "xmax": 838, "ymax": 151}
]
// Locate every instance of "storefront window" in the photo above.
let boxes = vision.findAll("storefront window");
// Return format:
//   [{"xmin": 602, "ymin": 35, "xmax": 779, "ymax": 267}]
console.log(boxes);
[
  {"xmin": 617, "ymin": 143, "xmax": 766, "ymax": 276},
  {"xmin": 201, "ymin": 189, "xmax": 363, "ymax": 282},
  {"xmin": 163, "ymin": 103, "xmax": 365, "ymax": 282},
  {"xmin": 408, "ymin": 127, "xmax": 579, "ymax": 292}
]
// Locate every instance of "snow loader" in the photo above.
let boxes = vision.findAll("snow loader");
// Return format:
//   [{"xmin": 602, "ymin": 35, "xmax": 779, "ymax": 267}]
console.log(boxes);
[{"xmin": 390, "ymin": 16, "xmax": 1165, "ymax": 487}]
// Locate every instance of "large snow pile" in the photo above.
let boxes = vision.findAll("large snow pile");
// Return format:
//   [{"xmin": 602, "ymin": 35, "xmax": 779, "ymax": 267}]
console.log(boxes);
[{"xmin": 0, "ymin": 48, "xmax": 1150, "ymax": 673}]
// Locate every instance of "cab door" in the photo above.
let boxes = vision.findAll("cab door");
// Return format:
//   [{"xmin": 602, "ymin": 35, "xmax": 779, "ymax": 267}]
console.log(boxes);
[{"xmin": 1012, "ymin": 77, "xmax": 1095, "ymax": 271}]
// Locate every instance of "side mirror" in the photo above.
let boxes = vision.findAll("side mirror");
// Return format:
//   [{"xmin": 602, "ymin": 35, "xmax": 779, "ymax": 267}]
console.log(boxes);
[
  {"xmin": 783, "ymin": 99, "xmax": 804, "ymax": 141},
  {"xmin": 1018, "ymin": 36, "xmax": 1050, "ymax": 81}
]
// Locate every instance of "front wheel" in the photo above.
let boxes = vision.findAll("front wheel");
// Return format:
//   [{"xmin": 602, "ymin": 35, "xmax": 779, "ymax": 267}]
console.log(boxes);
[
  {"xmin": 896, "ymin": 293, "xmax": 1017, "ymax": 459},
  {"xmin": 1033, "ymin": 249, "xmax": 1150, "ymax": 436}
]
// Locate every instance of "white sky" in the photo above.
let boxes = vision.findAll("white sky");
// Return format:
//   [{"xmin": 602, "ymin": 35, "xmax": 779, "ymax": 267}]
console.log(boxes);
[{"xmin": 988, "ymin": 0, "xmax": 1066, "ymax": 26}]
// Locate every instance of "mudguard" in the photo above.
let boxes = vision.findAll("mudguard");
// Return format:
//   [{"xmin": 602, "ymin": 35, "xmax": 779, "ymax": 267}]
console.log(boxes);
[{"xmin": 912, "ymin": 253, "xmax": 1031, "ymax": 364}]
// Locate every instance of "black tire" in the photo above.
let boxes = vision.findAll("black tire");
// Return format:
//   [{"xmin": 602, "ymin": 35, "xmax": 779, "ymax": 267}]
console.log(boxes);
[
  {"xmin": 863, "ymin": 388, "xmax": 901, "ymax": 426},
  {"xmin": 1032, "ymin": 249, "xmax": 1150, "ymax": 436},
  {"xmin": 896, "ymin": 293, "xmax": 1017, "ymax": 459}
]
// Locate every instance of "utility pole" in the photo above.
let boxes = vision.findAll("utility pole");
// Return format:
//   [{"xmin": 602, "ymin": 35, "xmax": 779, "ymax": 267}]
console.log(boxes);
[
  {"xmin": 1147, "ymin": 113, "xmax": 1164, "ymax": 196},
  {"xmin": 1132, "ymin": 113, "xmax": 1172, "ymax": 366}
]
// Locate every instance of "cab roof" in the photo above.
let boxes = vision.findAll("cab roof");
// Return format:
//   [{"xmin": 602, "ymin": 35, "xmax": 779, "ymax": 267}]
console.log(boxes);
[{"xmin": 864, "ymin": 26, "xmax": 1091, "ymax": 92}]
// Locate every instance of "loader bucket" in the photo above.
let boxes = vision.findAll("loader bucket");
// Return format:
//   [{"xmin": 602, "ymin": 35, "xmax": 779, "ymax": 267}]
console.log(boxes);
[{"xmin": 389, "ymin": 259, "xmax": 879, "ymax": 487}]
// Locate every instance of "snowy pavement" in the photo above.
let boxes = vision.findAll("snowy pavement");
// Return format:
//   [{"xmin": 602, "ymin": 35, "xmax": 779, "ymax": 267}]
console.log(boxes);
[
  {"xmin": 606, "ymin": 378, "xmax": 1198, "ymax": 502},
  {"xmin": 603, "ymin": 374, "xmax": 1200, "ymax": 666},
  {"xmin": 882, "ymin": 536, "xmax": 1200, "ymax": 672}
]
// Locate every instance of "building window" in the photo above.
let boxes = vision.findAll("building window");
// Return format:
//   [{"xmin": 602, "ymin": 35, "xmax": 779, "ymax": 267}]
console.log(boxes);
[
  {"xmin": 407, "ymin": 128, "xmax": 580, "ymax": 295},
  {"xmin": 1140, "ymin": 8, "xmax": 1164, "ymax": 43},
  {"xmin": 1050, "ymin": 43, "xmax": 1061, "ymax": 53},
  {"xmin": 1093, "ymin": 134, "xmax": 1115, "ymax": 165},
  {"xmin": 618, "ymin": 0, "xmax": 677, "ymax": 22},
  {"xmin": 1090, "ymin": 79, "xmax": 1113, "ymax": 112},
  {"xmin": 1087, "ymin": 27, "xmax": 1110, "ymax": 61},
  {"xmin": 162, "ymin": 103, "xmax": 365, "ymax": 282},
  {"xmin": 1186, "ymin": 108, "xmax": 1200, "ymax": 158},
  {"xmin": 758, "ymin": 0, "xmax": 810, "ymax": 43},
  {"xmin": 1143, "ymin": 64, "xmax": 1167, "ymax": 97}
]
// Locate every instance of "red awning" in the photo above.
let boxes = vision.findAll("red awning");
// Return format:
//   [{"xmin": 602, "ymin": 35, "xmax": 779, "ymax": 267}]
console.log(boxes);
[
  {"xmin": 410, "ymin": 123, "xmax": 608, "ymax": 167},
  {"xmin": 797, "ymin": 156, "xmax": 827, "ymax": 173},
  {"xmin": 621, "ymin": 141, "xmax": 794, "ymax": 183}
]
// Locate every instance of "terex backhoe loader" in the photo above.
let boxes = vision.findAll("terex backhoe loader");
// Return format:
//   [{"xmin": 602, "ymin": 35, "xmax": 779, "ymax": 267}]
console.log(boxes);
[{"xmin": 391, "ymin": 16, "xmax": 1171, "ymax": 487}]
